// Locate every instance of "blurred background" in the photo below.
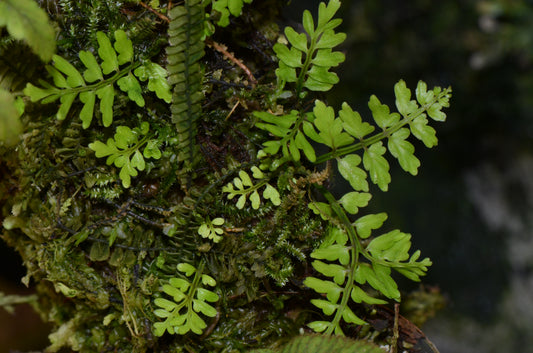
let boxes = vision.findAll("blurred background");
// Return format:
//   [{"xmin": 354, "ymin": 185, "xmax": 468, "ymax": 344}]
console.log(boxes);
[{"xmin": 2, "ymin": 0, "xmax": 533, "ymax": 352}]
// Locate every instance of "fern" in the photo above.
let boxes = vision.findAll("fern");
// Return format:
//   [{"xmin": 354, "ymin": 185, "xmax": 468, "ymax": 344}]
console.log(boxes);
[
  {"xmin": 23, "ymin": 30, "xmax": 171, "ymax": 128},
  {"xmin": 88, "ymin": 122, "xmax": 162, "ymax": 188},
  {"xmin": 222, "ymin": 166, "xmax": 281, "ymax": 209},
  {"xmin": 153, "ymin": 262, "xmax": 219, "ymax": 336},
  {"xmin": 305, "ymin": 186, "xmax": 431, "ymax": 335},
  {"xmin": 273, "ymin": 0, "xmax": 346, "ymax": 97},
  {"xmin": 167, "ymin": 0, "xmax": 205, "ymax": 174},
  {"xmin": 252, "ymin": 0, "xmax": 452, "ymax": 338}
]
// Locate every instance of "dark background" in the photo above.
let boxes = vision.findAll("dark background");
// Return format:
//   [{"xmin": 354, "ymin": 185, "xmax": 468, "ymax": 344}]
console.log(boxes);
[{"xmin": 3, "ymin": 0, "xmax": 533, "ymax": 352}]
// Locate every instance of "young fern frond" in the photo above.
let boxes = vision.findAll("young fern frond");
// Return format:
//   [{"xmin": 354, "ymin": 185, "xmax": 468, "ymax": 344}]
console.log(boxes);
[
  {"xmin": 23, "ymin": 30, "xmax": 171, "ymax": 128},
  {"xmin": 167, "ymin": 0, "xmax": 205, "ymax": 175},
  {"xmin": 88, "ymin": 122, "xmax": 162, "ymax": 188},
  {"xmin": 274, "ymin": 0, "xmax": 346, "ymax": 97},
  {"xmin": 153, "ymin": 262, "xmax": 219, "ymax": 336},
  {"xmin": 222, "ymin": 166, "xmax": 281, "ymax": 209}
]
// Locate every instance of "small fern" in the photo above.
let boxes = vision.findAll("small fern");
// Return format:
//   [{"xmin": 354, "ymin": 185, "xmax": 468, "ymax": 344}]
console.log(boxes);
[
  {"xmin": 273, "ymin": 0, "xmax": 346, "ymax": 97},
  {"xmin": 88, "ymin": 122, "xmax": 162, "ymax": 188},
  {"xmin": 222, "ymin": 166, "xmax": 281, "ymax": 209},
  {"xmin": 198, "ymin": 217, "xmax": 225, "ymax": 243},
  {"xmin": 153, "ymin": 262, "xmax": 219, "ymax": 336},
  {"xmin": 167, "ymin": 0, "xmax": 205, "ymax": 174},
  {"xmin": 23, "ymin": 30, "xmax": 171, "ymax": 128}
]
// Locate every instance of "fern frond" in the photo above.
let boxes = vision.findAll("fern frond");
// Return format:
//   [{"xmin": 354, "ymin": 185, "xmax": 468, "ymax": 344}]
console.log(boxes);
[
  {"xmin": 167, "ymin": 0, "xmax": 205, "ymax": 175},
  {"xmin": 0, "ymin": 40, "xmax": 41, "ymax": 91}
]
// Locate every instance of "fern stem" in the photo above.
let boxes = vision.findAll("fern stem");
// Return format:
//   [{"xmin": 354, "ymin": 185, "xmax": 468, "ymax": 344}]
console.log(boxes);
[{"xmin": 315, "ymin": 185, "xmax": 362, "ymax": 335}]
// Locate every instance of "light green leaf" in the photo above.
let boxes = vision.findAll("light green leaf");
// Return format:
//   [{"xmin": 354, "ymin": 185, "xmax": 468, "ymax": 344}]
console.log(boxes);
[
  {"xmin": 302, "ymin": 10, "xmax": 315, "ymax": 37},
  {"xmin": 308, "ymin": 202, "xmax": 332, "ymax": 221},
  {"xmin": 284, "ymin": 27, "xmax": 307, "ymax": 52},
  {"xmin": 114, "ymin": 29, "xmax": 133, "ymax": 65},
  {"xmin": 311, "ymin": 49, "xmax": 344, "ymax": 67},
  {"xmin": 315, "ymin": 30, "xmax": 346, "ymax": 49},
  {"xmin": 388, "ymin": 128, "xmax": 420, "ymax": 175},
  {"xmin": 193, "ymin": 300, "xmax": 217, "ymax": 317},
  {"xmin": 350, "ymin": 286, "xmax": 387, "ymax": 305},
  {"xmin": 57, "ymin": 92, "xmax": 77, "ymax": 120},
  {"xmin": 310, "ymin": 299, "xmax": 337, "ymax": 316},
  {"xmin": 97, "ymin": 31, "xmax": 119, "ymax": 74},
  {"xmin": 339, "ymin": 102, "xmax": 374, "ymax": 139},
  {"xmin": 362, "ymin": 142, "xmax": 390, "ymax": 192},
  {"xmin": 409, "ymin": 114, "xmax": 438, "ymax": 148},
  {"xmin": 23, "ymin": 83, "xmax": 56, "ymax": 102},
  {"xmin": 304, "ymin": 276, "xmax": 342, "ymax": 303},
  {"xmin": 310, "ymin": 244, "xmax": 350, "ymax": 266},
  {"xmin": 79, "ymin": 91, "xmax": 96, "ymax": 129},
  {"xmin": 368, "ymin": 95, "xmax": 400, "ymax": 130},
  {"xmin": 337, "ymin": 154, "xmax": 369, "ymax": 192},
  {"xmin": 427, "ymin": 102, "xmax": 446, "ymax": 122},
  {"xmin": 0, "ymin": 0, "xmax": 56, "ymax": 62},
  {"xmin": 307, "ymin": 321, "xmax": 330, "ymax": 333},
  {"xmin": 131, "ymin": 150, "xmax": 145, "ymax": 171},
  {"xmin": 415, "ymin": 80, "xmax": 433, "ymax": 106},
  {"xmin": 310, "ymin": 261, "xmax": 347, "ymax": 286},
  {"xmin": 177, "ymin": 263, "xmax": 196, "ymax": 277},
  {"xmin": 394, "ymin": 80, "xmax": 418, "ymax": 116},
  {"xmin": 143, "ymin": 140, "xmax": 161, "ymax": 159},
  {"xmin": 353, "ymin": 213, "xmax": 388, "ymax": 239},
  {"xmin": 263, "ymin": 184, "xmax": 281, "ymax": 206},
  {"xmin": 79, "ymin": 50, "xmax": 103, "ymax": 82},
  {"xmin": 273, "ymin": 43, "xmax": 303, "ymax": 68},
  {"xmin": 317, "ymin": 0, "xmax": 341, "ymax": 30},
  {"xmin": 294, "ymin": 131, "xmax": 316, "ymax": 162},
  {"xmin": 342, "ymin": 306, "xmax": 366, "ymax": 325},
  {"xmin": 338, "ymin": 192, "xmax": 371, "ymax": 215},
  {"xmin": 53, "ymin": 55, "xmax": 85, "ymax": 87},
  {"xmin": 249, "ymin": 190, "xmax": 260, "ymax": 209},
  {"xmin": 367, "ymin": 230, "xmax": 411, "ymax": 262},
  {"xmin": 96, "ymin": 85, "xmax": 114, "ymax": 127},
  {"xmin": 134, "ymin": 62, "xmax": 172, "ymax": 103},
  {"xmin": 117, "ymin": 72, "xmax": 144, "ymax": 106}
]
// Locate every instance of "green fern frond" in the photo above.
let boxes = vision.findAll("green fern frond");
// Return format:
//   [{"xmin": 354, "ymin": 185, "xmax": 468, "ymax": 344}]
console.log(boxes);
[
  {"xmin": 0, "ymin": 40, "xmax": 42, "ymax": 92},
  {"xmin": 0, "ymin": 0, "xmax": 56, "ymax": 62},
  {"xmin": 167, "ymin": 0, "xmax": 205, "ymax": 175},
  {"xmin": 23, "ymin": 30, "xmax": 171, "ymax": 129}
]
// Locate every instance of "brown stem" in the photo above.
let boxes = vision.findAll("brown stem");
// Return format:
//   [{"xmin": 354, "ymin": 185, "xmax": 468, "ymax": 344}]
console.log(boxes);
[{"xmin": 206, "ymin": 38, "xmax": 257, "ymax": 87}]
